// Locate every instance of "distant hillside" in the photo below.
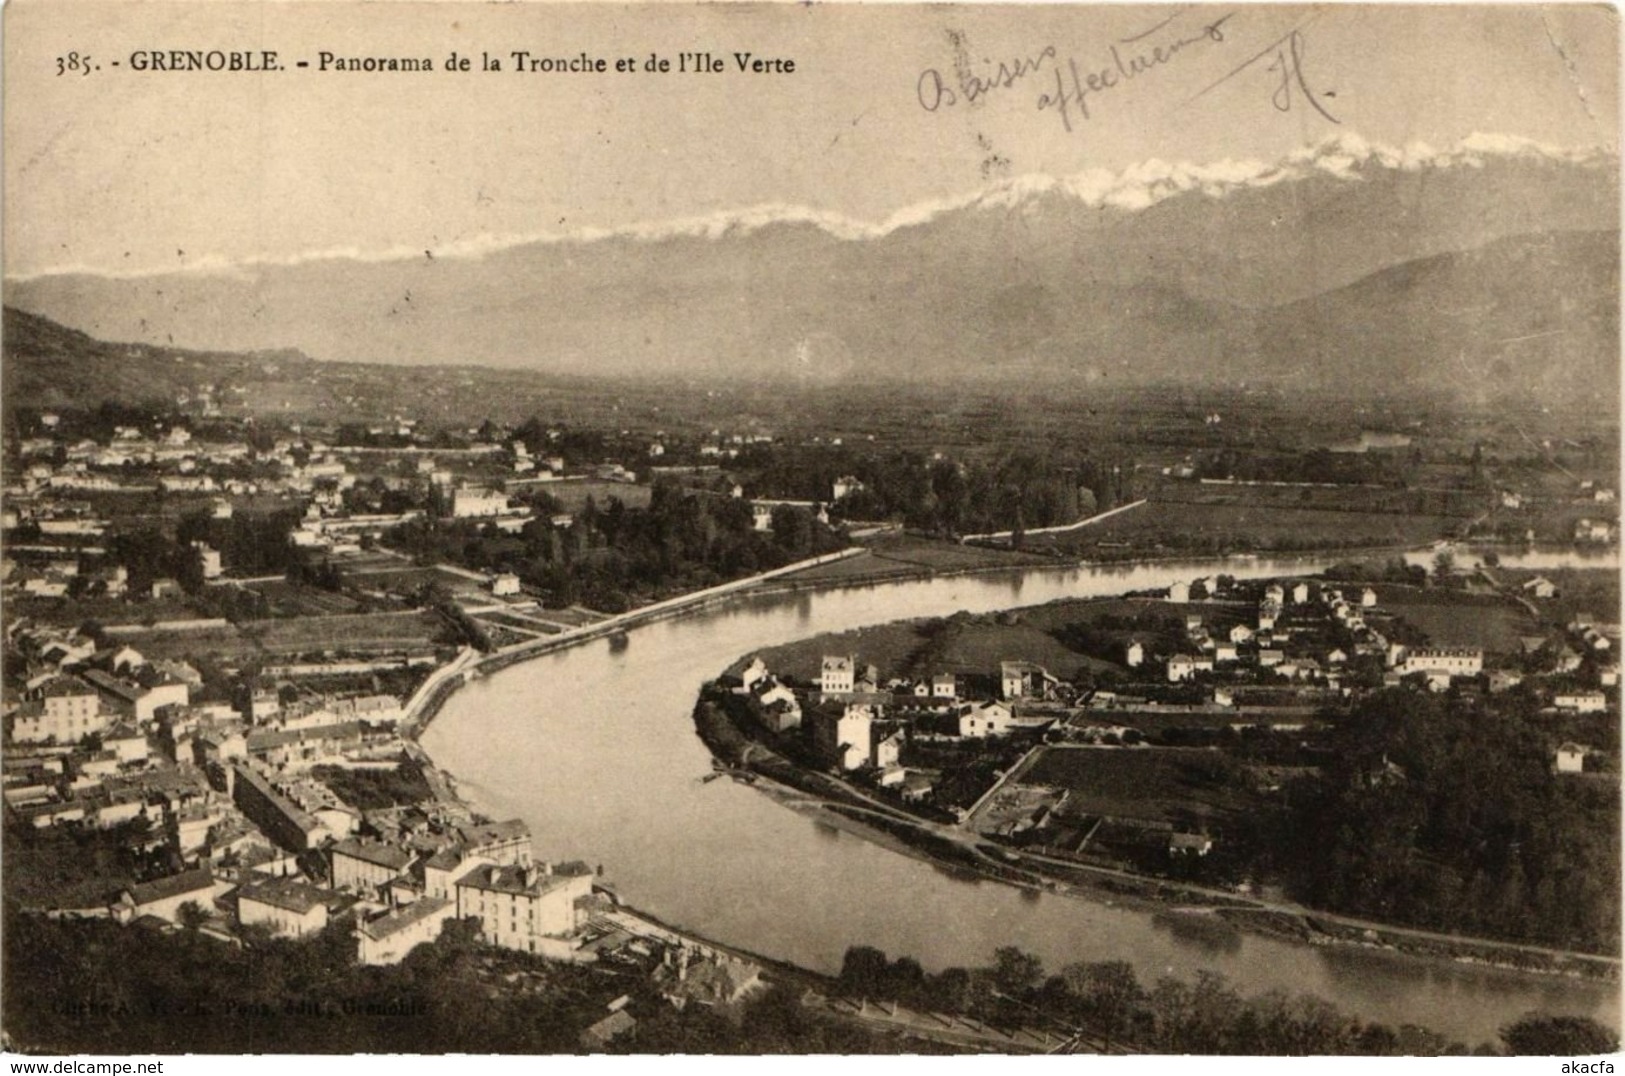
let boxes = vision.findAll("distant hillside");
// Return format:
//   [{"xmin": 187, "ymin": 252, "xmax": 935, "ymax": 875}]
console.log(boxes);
[
  {"xmin": 1, "ymin": 306, "xmax": 320, "ymax": 411},
  {"xmin": 1258, "ymin": 230, "xmax": 1621, "ymax": 406},
  {"xmin": 4, "ymin": 135, "xmax": 1618, "ymax": 407},
  {"xmin": 5, "ymin": 228, "xmax": 1619, "ymax": 415}
]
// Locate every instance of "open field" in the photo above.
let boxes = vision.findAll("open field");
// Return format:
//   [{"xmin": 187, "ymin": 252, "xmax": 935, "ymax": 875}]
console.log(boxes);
[
  {"xmin": 240, "ymin": 610, "xmax": 443, "ymax": 654},
  {"xmin": 543, "ymin": 480, "xmax": 652, "ymax": 512},
  {"xmin": 97, "ymin": 625, "xmax": 247, "ymax": 660},
  {"xmin": 761, "ymin": 550, "xmax": 903, "ymax": 584},
  {"xmin": 531, "ymin": 605, "xmax": 607, "ymax": 628},
  {"xmin": 754, "ymin": 620, "xmax": 935, "ymax": 683},
  {"xmin": 473, "ymin": 611, "xmax": 559, "ymax": 636},
  {"xmin": 1491, "ymin": 567, "xmax": 1620, "ymax": 628},
  {"xmin": 339, "ymin": 561, "xmax": 487, "ymax": 595},
  {"xmin": 751, "ymin": 596, "xmax": 1194, "ymax": 683},
  {"xmin": 1367, "ymin": 585, "xmax": 1537, "ymax": 652},
  {"xmin": 1028, "ymin": 496, "xmax": 1467, "ymax": 556},
  {"xmin": 863, "ymin": 536, "xmax": 1054, "ymax": 571},
  {"xmin": 99, "ymin": 609, "xmax": 446, "ymax": 660},
  {"xmin": 1163, "ymin": 480, "xmax": 1483, "ymax": 517},
  {"xmin": 10, "ymin": 595, "xmax": 204, "ymax": 626},
  {"xmin": 1020, "ymin": 745, "xmax": 1257, "ymax": 828},
  {"xmin": 327, "ymin": 550, "xmax": 413, "ymax": 574},
  {"xmin": 777, "ymin": 537, "xmax": 1051, "ymax": 585},
  {"xmin": 240, "ymin": 580, "xmax": 368, "ymax": 617}
]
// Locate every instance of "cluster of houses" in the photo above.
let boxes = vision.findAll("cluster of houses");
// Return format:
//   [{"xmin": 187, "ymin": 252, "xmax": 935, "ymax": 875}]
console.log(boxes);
[
  {"xmin": 1157, "ymin": 579, "xmax": 1391, "ymax": 692},
  {"xmin": 725, "ymin": 570, "xmax": 1621, "ymax": 819},
  {"xmin": 4, "ymin": 410, "xmax": 669, "ymax": 595},
  {"xmin": 732, "ymin": 652, "xmax": 1074, "ymax": 805},
  {"xmin": 6, "ymin": 661, "xmax": 607, "ymax": 966},
  {"xmin": 97, "ymin": 799, "xmax": 603, "ymax": 968},
  {"xmin": 0, "ymin": 625, "xmax": 609, "ymax": 966},
  {"xmin": 2, "ymin": 626, "xmax": 779, "ymax": 994}
]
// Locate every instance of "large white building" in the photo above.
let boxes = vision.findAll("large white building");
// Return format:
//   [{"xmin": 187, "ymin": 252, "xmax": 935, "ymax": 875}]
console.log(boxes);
[
  {"xmin": 452, "ymin": 487, "xmax": 511, "ymax": 518},
  {"xmin": 1167, "ymin": 654, "xmax": 1197, "ymax": 683},
  {"xmin": 820, "ymin": 654, "xmax": 855, "ymax": 696},
  {"xmin": 956, "ymin": 700, "xmax": 1012, "ymax": 738},
  {"xmin": 11, "ymin": 676, "xmax": 109, "ymax": 744},
  {"xmin": 811, "ymin": 701, "xmax": 875, "ymax": 770},
  {"xmin": 237, "ymin": 877, "xmax": 344, "ymax": 938},
  {"xmin": 1399, "ymin": 648, "xmax": 1484, "ymax": 678},
  {"xmin": 453, "ymin": 861, "xmax": 595, "ymax": 957},
  {"xmin": 194, "ymin": 542, "xmax": 223, "ymax": 580}
]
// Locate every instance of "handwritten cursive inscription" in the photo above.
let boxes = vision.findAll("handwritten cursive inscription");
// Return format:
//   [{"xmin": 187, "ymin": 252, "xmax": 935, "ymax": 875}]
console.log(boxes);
[
  {"xmin": 914, "ymin": 11, "xmax": 1233, "ymax": 132},
  {"xmin": 1268, "ymin": 30, "xmax": 1339, "ymax": 123},
  {"xmin": 916, "ymin": 10, "xmax": 1341, "ymax": 136},
  {"xmin": 1034, "ymin": 13, "xmax": 1231, "ymax": 132},
  {"xmin": 1187, "ymin": 15, "xmax": 1340, "ymax": 126},
  {"xmin": 917, "ymin": 40, "xmax": 1058, "ymax": 112}
]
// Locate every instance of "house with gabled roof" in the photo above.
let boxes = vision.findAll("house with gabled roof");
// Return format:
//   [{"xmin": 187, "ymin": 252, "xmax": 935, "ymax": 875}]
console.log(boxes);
[
  {"xmin": 453, "ymin": 860, "xmax": 595, "ymax": 956},
  {"xmin": 1523, "ymin": 576, "xmax": 1559, "ymax": 599},
  {"xmin": 820, "ymin": 654, "xmax": 855, "ymax": 696},
  {"xmin": 1554, "ymin": 743, "xmax": 1588, "ymax": 774},
  {"xmin": 356, "ymin": 896, "xmax": 456, "ymax": 965},
  {"xmin": 237, "ymin": 876, "xmax": 355, "ymax": 938},
  {"xmin": 330, "ymin": 838, "xmax": 415, "ymax": 896},
  {"xmin": 112, "ymin": 867, "xmax": 224, "ymax": 925},
  {"xmin": 580, "ymin": 1009, "xmax": 637, "ymax": 1050}
]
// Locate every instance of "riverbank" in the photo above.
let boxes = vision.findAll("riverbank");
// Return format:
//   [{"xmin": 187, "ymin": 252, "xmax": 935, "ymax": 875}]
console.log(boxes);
[
  {"xmin": 410, "ymin": 536, "xmax": 1459, "ymax": 740},
  {"xmin": 410, "ymin": 539, "xmax": 1621, "ymax": 982},
  {"xmin": 407, "ymin": 539, "xmax": 1618, "ymax": 1046},
  {"xmin": 400, "ymin": 546, "xmax": 871, "ymax": 734},
  {"xmin": 691, "ymin": 675, "xmax": 1621, "ymax": 987}
]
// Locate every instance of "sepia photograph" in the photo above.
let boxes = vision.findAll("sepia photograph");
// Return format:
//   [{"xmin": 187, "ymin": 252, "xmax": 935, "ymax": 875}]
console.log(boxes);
[{"xmin": 0, "ymin": 0, "xmax": 1620, "ymax": 1060}]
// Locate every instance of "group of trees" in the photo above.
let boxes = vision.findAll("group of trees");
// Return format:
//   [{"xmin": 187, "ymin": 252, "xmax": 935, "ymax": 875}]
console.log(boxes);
[
  {"xmin": 1, "ymin": 907, "xmax": 917, "ymax": 1055},
  {"xmin": 308, "ymin": 762, "xmax": 433, "ymax": 811},
  {"xmin": 735, "ymin": 444, "xmax": 1132, "ymax": 537},
  {"xmin": 1192, "ymin": 448, "xmax": 1408, "ymax": 487},
  {"xmin": 832, "ymin": 944, "xmax": 1618, "ymax": 1055},
  {"xmin": 1270, "ymin": 689, "xmax": 1621, "ymax": 954},
  {"xmin": 390, "ymin": 480, "xmax": 845, "ymax": 611},
  {"xmin": 86, "ymin": 507, "xmax": 303, "ymax": 601},
  {"xmin": 4, "ymin": 879, "xmax": 1615, "ymax": 1056}
]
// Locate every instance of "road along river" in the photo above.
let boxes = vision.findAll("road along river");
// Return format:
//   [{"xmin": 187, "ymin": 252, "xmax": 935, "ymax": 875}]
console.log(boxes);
[{"xmin": 421, "ymin": 553, "xmax": 1619, "ymax": 1046}]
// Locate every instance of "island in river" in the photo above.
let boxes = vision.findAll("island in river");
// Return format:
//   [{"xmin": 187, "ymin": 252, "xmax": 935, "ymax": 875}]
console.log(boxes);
[
  {"xmin": 692, "ymin": 563, "xmax": 1621, "ymax": 983},
  {"xmin": 422, "ymin": 547, "xmax": 1619, "ymax": 1048}
]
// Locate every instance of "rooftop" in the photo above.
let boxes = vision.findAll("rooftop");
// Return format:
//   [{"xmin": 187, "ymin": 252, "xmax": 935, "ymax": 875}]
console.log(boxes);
[
  {"xmin": 79, "ymin": 669, "xmax": 144, "ymax": 702},
  {"xmin": 36, "ymin": 675, "xmax": 97, "ymax": 699},
  {"xmin": 332, "ymin": 838, "xmax": 414, "ymax": 871},
  {"xmin": 126, "ymin": 867, "xmax": 215, "ymax": 907},
  {"xmin": 454, "ymin": 818, "xmax": 531, "ymax": 848},
  {"xmin": 358, "ymin": 896, "xmax": 453, "ymax": 941},
  {"xmin": 454, "ymin": 862, "xmax": 590, "ymax": 898},
  {"xmin": 238, "ymin": 876, "xmax": 351, "ymax": 916}
]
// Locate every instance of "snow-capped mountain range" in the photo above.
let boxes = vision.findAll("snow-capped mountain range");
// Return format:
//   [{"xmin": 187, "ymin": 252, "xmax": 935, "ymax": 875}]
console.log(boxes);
[{"xmin": 6, "ymin": 132, "xmax": 1618, "ymax": 404}]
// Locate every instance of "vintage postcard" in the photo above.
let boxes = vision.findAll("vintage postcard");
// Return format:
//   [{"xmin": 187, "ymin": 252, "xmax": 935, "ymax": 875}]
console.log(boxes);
[{"xmin": 1, "ymin": 0, "xmax": 1620, "ymax": 1061}]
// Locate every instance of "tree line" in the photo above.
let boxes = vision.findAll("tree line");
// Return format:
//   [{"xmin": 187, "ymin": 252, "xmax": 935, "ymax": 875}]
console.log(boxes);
[
  {"xmin": 388, "ymin": 479, "xmax": 845, "ymax": 612},
  {"xmin": 831, "ymin": 943, "xmax": 1617, "ymax": 1055}
]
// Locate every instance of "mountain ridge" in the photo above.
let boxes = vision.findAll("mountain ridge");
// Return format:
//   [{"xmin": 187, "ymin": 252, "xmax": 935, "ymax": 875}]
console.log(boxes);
[
  {"xmin": 7, "ymin": 131, "xmax": 1615, "ymax": 283},
  {"xmin": 4, "ymin": 133, "xmax": 1617, "ymax": 406},
  {"xmin": 4, "ymin": 229, "xmax": 1616, "ymax": 412}
]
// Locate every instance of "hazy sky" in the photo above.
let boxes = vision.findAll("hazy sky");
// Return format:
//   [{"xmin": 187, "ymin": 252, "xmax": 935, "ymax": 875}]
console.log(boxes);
[{"xmin": 5, "ymin": 2, "xmax": 1618, "ymax": 278}]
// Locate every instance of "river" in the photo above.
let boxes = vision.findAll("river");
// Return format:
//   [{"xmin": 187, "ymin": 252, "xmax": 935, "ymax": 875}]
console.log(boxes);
[{"xmin": 420, "ymin": 552, "xmax": 1620, "ymax": 1047}]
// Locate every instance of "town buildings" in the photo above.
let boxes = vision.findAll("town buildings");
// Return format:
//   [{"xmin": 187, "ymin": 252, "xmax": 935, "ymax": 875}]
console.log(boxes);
[{"xmin": 453, "ymin": 861, "xmax": 595, "ymax": 958}]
